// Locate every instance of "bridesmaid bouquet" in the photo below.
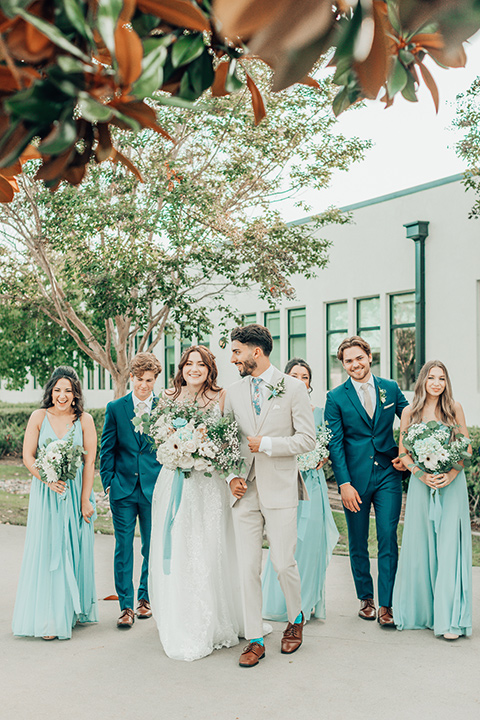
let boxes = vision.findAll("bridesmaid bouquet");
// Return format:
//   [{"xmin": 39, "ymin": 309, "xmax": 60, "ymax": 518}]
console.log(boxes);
[
  {"xmin": 34, "ymin": 431, "xmax": 84, "ymax": 497},
  {"xmin": 133, "ymin": 398, "xmax": 242, "ymax": 478},
  {"xmin": 297, "ymin": 423, "xmax": 333, "ymax": 472},
  {"xmin": 401, "ymin": 422, "xmax": 471, "ymax": 477}
]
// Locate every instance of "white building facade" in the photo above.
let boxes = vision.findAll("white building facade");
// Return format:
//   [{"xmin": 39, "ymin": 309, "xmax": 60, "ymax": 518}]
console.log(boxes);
[{"xmin": 2, "ymin": 173, "xmax": 480, "ymax": 425}]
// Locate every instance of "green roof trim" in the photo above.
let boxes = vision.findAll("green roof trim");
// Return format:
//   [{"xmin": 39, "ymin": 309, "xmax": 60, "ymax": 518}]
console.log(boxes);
[{"xmin": 288, "ymin": 173, "xmax": 465, "ymax": 227}]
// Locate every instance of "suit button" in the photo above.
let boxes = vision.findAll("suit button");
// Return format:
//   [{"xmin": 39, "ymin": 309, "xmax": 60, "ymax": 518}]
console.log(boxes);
[
  {"xmin": 374, "ymin": 461, "xmax": 379, "ymax": 466},
  {"xmin": 370, "ymin": 456, "xmax": 373, "ymax": 459},
  {"xmin": 140, "ymin": 451, "xmax": 143, "ymax": 455}
]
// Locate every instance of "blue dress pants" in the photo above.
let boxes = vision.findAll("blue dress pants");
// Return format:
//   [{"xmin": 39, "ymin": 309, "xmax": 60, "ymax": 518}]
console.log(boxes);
[{"xmin": 344, "ymin": 464, "xmax": 402, "ymax": 607}]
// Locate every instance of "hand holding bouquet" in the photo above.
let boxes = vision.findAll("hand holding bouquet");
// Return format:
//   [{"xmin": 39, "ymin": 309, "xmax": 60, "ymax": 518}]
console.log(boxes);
[
  {"xmin": 34, "ymin": 431, "xmax": 84, "ymax": 499},
  {"xmin": 297, "ymin": 422, "xmax": 333, "ymax": 473}
]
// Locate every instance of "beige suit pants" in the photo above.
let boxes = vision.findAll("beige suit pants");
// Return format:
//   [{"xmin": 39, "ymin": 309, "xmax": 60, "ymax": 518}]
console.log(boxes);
[{"xmin": 232, "ymin": 478, "xmax": 301, "ymax": 640}]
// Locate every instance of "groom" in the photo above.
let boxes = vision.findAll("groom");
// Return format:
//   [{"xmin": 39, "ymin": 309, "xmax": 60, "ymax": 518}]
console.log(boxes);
[
  {"xmin": 324, "ymin": 336, "xmax": 408, "ymax": 627},
  {"xmin": 100, "ymin": 352, "xmax": 162, "ymax": 629},
  {"xmin": 225, "ymin": 324, "xmax": 316, "ymax": 667}
]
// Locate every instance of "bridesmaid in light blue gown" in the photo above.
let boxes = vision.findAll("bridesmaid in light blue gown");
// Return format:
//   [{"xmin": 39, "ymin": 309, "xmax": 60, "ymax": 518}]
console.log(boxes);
[
  {"xmin": 12, "ymin": 367, "xmax": 98, "ymax": 640},
  {"xmin": 393, "ymin": 360, "xmax": 472, "ymax": 640},
  {"xmin": 262, "ymin": 359, "xmax": 339, "ymax": 622}
]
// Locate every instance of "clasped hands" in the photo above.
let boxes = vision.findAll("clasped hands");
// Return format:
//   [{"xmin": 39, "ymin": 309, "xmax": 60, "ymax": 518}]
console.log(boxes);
[{"xmin": 420, "ymin": 469, "xmax": 455, "ymax": 490}]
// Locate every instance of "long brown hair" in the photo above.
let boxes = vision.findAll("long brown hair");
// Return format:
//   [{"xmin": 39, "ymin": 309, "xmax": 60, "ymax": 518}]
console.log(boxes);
[
  {"xmin": 41, "ymin": 366, "xmax": 84, "ymax": 421},
  {"xmin": 409, "ymin": 360, "xmax": 457, "ymax": 427},
  {"xmin": 170, "ymin": 345, "xmax": 222, "ymax": 400}
]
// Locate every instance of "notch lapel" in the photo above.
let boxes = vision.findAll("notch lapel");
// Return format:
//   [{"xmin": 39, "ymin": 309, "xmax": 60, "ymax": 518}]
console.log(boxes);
[
  {"xmin": 373, "ymin": 378, "xmax": 382, "ymax": 428},
  {"xmin": 255, "ymin": 368, "xmax": 282, "ymax": 435},
  {"xmin": 241, "ymin": 377, "xmax": 257, "ymax": 434},
  {"xmin": 344, "ymin": 378, "xmax": 372, "ymax": 428}
]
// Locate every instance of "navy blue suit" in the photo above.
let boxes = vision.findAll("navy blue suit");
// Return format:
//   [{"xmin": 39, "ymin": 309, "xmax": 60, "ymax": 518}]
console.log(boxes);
[
  {"xmin": 100, "ymin": 392, "xmax": 161, "ymax": 610},
  {"xmin": 325, "ymin": 376, "xmax": 408, "ymax": 606}
]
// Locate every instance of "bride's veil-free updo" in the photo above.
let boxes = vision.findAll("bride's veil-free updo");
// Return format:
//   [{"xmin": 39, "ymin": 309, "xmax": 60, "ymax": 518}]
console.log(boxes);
[
  {"xmin": 41, "ymin": 366, "xmax": 84, "ymax": 421},
  {"xmin": 409, "ymin": 360, "xmax": 456, "ymax": 427},
  {"xmin": 170, "ymin": 345, "xmax": 222, "ymax": 400}
]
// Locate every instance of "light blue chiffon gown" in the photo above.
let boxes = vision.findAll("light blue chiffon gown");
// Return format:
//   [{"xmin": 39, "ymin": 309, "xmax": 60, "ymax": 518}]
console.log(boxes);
[
  {"xmin": 393, "ymin": 433, "xmax": 472, "ymax": 637},
  {"xmin": 12, "ymin": 413, "xmax": 98, "ymax": 639},
  {"xmin": 262, "ymin": 407, "xmax": 339, "ymax": 622}
]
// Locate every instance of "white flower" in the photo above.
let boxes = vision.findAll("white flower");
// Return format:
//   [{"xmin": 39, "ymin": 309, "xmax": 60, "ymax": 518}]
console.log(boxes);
[{"xmin": 194, "ymin": 457, "xmax": 210, "ymax": 471}]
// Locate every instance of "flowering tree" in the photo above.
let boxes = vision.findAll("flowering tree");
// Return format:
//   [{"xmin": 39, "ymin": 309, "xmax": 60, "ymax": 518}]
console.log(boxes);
[{"xmin": 0, "ymin": 76, "xmax": 368, "ymax": 396}]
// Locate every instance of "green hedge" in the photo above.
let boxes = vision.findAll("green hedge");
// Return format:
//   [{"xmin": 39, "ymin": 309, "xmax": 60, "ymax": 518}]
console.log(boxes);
[{"xmin": 0, "ymin": 406, "xmax": 106, "ymax": 464}]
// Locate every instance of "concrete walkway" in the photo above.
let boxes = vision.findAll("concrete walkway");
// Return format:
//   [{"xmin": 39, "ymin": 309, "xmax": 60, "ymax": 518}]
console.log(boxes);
[{"xmin": 2, "ymin": 524, "xmax": 480, "ymax": 720}]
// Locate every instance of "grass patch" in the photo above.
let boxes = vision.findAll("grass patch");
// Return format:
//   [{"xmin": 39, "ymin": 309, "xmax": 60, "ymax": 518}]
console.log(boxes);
[
  {"xmin": 0, "ymin": 464, "xmax": 31, "ymax": 481},
  {"xmin": 0, "ymin": 490, "xmax": 29, "ymax": 526}
]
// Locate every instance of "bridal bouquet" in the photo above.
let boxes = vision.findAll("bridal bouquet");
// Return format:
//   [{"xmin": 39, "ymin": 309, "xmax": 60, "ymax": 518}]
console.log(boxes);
[
  {"xmin": 297, "ymin": 423, "xmax": 333, "ymax": 472},
  {"xmin": 133, "ymin": 397, "xmax": 242, "ymax": 478},
  {"xmin": 34, "ymin": 431, "xmax": 84, "ymax": 498},
  {"xmin": 401, "ymin": 421, "xmax": 471, "ymax": 477}
]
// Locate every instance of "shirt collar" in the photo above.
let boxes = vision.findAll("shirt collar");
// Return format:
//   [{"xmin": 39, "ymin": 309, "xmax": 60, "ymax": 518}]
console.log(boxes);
[
  {"xmin": 251, "ymin": 364, "xmax": 275, "ymax": 385},
  {"xmin": 132, "ymin": 392, "xmax": 153, "ymax": 409},
  {"xmin": 351, "ymin": 374, "xmax": 375, "ymax": 393}
]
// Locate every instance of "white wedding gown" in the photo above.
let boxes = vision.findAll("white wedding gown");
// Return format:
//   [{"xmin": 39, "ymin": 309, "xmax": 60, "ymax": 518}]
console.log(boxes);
[{"xmin": 149, "ymin": 433, "xmax": 242, "ymax": 661}]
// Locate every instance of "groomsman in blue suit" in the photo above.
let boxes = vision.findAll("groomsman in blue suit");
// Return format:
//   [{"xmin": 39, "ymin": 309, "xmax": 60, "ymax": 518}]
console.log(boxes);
[
  {"xmin": 100, "ymin": 352, "xmax": 162, "ymax": 629},
  {"xmin": 325, "ymin": 336, "xmax": 408, "ymax": 627}
]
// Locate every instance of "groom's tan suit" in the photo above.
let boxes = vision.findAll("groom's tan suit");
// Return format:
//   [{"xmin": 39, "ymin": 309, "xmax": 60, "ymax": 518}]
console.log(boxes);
[{"xmin": 224, "ymin": 367, "xmax": 316, "ymax": 639}]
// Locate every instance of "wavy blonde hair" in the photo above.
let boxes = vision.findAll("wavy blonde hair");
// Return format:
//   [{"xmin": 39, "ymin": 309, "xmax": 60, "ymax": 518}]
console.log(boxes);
[{"xmin": 409, "ymin": 360, "xmax": 457, "ymax": 427}]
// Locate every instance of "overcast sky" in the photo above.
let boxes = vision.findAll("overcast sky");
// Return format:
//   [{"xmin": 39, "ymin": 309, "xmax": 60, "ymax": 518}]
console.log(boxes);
[{"xmin": 282, "ymin": 32, "xmax": 480, "ymax": 221}]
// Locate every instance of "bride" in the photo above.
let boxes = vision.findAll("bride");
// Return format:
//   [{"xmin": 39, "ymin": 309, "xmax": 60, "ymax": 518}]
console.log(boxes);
[{"xmin": 149, "ymin": 345, "xmax": 241, "ymax": 661}]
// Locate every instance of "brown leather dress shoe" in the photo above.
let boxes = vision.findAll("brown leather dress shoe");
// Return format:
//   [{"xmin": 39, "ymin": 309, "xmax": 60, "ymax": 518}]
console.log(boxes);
[
  {"xmin": 377, "ymin": 606, "xmax": 396, "ymax": 628},
  {"xmin": 136, "ymin": 599, "xmax": 152, "ymax": 619},
  {"xmin": 358, "ymin": 598, "xmax": 376, "ymax": 620},
  {"xmin": 239, "ymin": 642, "xmax": 265, "ymax": 667},
  {"xmin": 117, "ymin": 608, "xmax": 135, "ymax": 629},
  {"xmin": 281, "ymin": 613, "xmax": 304, "ymax": 654}
]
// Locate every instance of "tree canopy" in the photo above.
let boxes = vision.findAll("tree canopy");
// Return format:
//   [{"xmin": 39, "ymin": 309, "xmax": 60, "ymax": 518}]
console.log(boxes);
[
  {"xmin": 1, "ymin": 0, "xmax": 479, "ymax": 202},
  {"xmin": 0, "ymin": 73, "xmax": 368, "ymax": 396},
  {"xmin": 455, "ymin": 76, "xmax": 480, "ymax": 219}
]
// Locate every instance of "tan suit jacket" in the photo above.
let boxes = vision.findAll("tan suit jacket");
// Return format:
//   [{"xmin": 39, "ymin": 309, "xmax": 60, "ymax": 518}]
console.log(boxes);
[{"xmin": 224, "ymin": 367, "xmax": 316, "ymax": 509}]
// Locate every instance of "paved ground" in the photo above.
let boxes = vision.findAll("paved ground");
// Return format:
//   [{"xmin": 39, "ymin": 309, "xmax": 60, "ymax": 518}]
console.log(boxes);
[{"xmin": 2, "ymin": 523, "xmax": 480, "ymax": 720}]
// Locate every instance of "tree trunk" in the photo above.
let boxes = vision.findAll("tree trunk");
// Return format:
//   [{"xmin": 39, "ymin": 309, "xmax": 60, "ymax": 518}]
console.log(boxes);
[{"xmin": 112, "ymin": 370, "xmax": 130, "ymax": 400}]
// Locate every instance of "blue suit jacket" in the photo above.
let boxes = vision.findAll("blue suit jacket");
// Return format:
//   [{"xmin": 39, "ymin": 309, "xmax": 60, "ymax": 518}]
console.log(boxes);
[
  {"xmin": 324, "ymin": 376, "xmax": 408, "ymax": 496},
  {"xmin": 99, "ymin": 392, "xmax": 161, "ymax": 503}
]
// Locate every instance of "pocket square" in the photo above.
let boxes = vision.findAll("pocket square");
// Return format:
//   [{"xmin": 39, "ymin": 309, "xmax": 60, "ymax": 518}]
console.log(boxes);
[
  {"xmin": 273, "ymin": 404, "xmax": 281, "ymax": 410},
  {"xmin": 383, "ymin": 403, "xmax": 394, "ymax": 409}
]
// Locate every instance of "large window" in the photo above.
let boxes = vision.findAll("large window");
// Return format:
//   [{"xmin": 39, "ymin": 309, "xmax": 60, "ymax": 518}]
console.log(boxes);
[
  {"xmin": 390, "ymin": 292, "xmax": 415, "ymax": 390},
  {"xmin": 327, "ymin": 301, "xmax": 348, "ymax": 390},
  {"xmin": 98, "ymin": 365, "xmax": 106, "ymax": 390},
  {"xmin": 264, "ymin": 310, "xmax": 281, "ymax": 368},
  {"xmin": 288, "ymin": 307, "xmax": 306, "ymax": 361},
  {"xmin": 357, "ymin": 296, "xmax": 380, "ymax": 376},
  {"xmin": 87, "ymin": 366, "xmax": 95, "ymax": 390},
  {"xmin": 242, "ymin": 313, "xmax": 257, "ymax": 325},
  {"xmin": 164, "ymin": 332, "xmax": 176, "ymax": 387}
]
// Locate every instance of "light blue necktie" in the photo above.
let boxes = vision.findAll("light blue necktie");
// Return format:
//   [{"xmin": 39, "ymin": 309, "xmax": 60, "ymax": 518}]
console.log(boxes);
[{"xmin": 252, "ymin": 377, "xmax": 262, "ymax": 415}]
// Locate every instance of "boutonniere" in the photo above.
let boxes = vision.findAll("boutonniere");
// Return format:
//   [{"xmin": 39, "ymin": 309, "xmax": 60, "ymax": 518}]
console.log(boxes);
[
  {"xmin": 379, "ymin": 389, "xmax": 387, "ymax": 404},
  {"xmin": 132, "ymin": 405, "xmax": 151, "ymax": 435},
  {"xmin": 265, "ymin": 377, "xmax": 286, "ymax": 401}
]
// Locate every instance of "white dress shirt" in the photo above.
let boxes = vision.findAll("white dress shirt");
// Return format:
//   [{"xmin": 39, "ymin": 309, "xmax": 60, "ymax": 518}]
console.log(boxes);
[
  {"xmin": 351, "ymin": 374, "xmax": 376, "ymax": 415},
  {"xmin": 132, "ymin": 392, "xmax": 154, "ymax": 414}
]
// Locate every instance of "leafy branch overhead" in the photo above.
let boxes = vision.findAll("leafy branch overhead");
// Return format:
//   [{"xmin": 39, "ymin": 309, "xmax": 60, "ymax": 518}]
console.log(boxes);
[{"xmin": 0, "ymin": 0, "xmax": 479, "ymax": 201}]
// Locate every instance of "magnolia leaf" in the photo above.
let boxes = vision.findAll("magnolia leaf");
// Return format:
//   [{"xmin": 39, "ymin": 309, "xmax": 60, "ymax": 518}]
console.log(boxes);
[
  {"xmin": 0, "ymin": 175, "xmax": 17, "ymax": 203},
  {"xmin": 78, "ymin": 93, "xmax": 113, "ymax": 123},
  {"xmin": 111, "ymin": 149, "xmax": 144, "ymax": 181},
  {"xmin": 386, "ymin": 57, "xmax": 408, "ymax": 96},
  {"xmin": 244, "ymin": 70, "xmax": 266, "ymax": 125},
  {"xmin": 225, "ymin": 60, "xmax": 244, "ymax": 93},
  {"xmin": 39, "ymin": 108, "xmax": 78, "ymax": 155},
  {"xmin": 416, "ymin": 60, "xmax": 439, "ymax": 112},
  {"xmin": 63, "ymin": 0, "xmax": 95, "ymax": 43},
  {"xmin": 171, "ymin": 33, "xmax": 205, "ymax": 68},
  {"xmin": 132, "ymin": 44, "xmax": 168, "ymax": 99},
  {"xmin": 400, "ymin": 70, "xmax": 418, "ymax": 102},
  {"xmin": 211, "ymin": 61, "xmax": 230, "ymax": 96},
  {"xmin": 332, "ymin": 86, "xmax": 351, "ymax": 116},
  {"xmin": 114, "ymin": 23, "xmax": 143, "ymax": 87},
  {"xmin": 14, "ymin": 7, "xmax": 91, "ymax": 62},
  {"xmin": 111, "ymin": 100, "xmax": 173, "ymax": 140},
  {"xmin": 96, "ymin": 0, "xmax": 123, "ymax": 61},
  {"xmin": 136, "ymin": 0, "xmax": 210, "ymax": 32}
]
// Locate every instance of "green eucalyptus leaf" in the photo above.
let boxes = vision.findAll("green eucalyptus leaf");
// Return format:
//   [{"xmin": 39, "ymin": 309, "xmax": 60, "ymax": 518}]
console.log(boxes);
[
  {"xmin": 171, "ymin": 33, "xmax": 205, "ymax": 68},
  {"xmin": 14, "ymin": 8, "xmax": 91, "ymax": 62},
  {"xmin": 143, "ymin": 36, "xmax": 173, "ymax": 55},
  {"xmin": 386, "ymin": 57, "xmax": 408, "ymax": 96},
  {"xmin": 96, "ymin": 0, "xmax": 123, "ymax": 60},
  {"xmin": 332, "ymin": 86, "xmax": 352, "ymax": 116},
  {"xmin": 132, "ymin": 45, "xmax": 167, "ymax": 99},
  {"xmin": 62, "ymin": 0, "xmax": 95, "ymax": 43},
  {"xmin": 56, "ymin": 55, "xmax": 95, "ymax": 75},
  {"xmin": 78, "ymin": 93, "xmax": 113, "ymax": 122},
  {"xmin": 39, "ymin": 107, "xmax": 77, "ymax": 155}
]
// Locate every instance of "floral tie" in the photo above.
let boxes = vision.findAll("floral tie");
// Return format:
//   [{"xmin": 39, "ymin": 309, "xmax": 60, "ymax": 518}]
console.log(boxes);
[{"xmin": 252, "ymin": 377, "xmax": 262, "ymax": 416}]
